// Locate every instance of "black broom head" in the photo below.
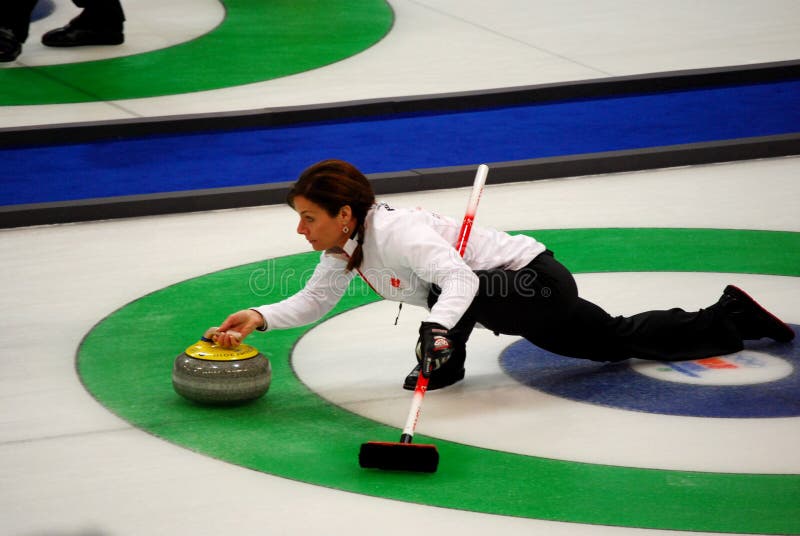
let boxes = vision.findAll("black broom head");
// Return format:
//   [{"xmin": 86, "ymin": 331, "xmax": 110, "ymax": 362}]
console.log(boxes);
[{"xmin": 359, "ymin": 441, "xmax": 439, "ymax": 473}]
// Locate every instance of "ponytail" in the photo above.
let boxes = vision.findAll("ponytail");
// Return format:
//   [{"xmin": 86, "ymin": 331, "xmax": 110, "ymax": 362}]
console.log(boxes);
[{"xmin": 347, "ymin": 219, "xmax": 367, "ymax": 271}]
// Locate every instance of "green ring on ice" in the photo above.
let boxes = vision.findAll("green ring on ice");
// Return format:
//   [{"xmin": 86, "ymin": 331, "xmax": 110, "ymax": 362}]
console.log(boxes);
[
  {"xmin": 77, "ymin": 228, "xmax": 800, "ymax": 534},
  {"xmin": 0, "ymin": 0, "xmax": 394, "ymax": 105}
]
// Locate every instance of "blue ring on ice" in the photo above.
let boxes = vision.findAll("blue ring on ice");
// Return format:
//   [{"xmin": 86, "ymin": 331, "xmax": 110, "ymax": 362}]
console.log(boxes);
[{"xmin": 499, "ymin": 325, "xmax": 799, "ymax": 418}]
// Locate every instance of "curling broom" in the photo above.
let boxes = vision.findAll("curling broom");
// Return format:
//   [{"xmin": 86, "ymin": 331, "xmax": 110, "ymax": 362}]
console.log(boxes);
[{"xmin": 358, "ymin": 164, "xmax": 489, "ymax": 473}]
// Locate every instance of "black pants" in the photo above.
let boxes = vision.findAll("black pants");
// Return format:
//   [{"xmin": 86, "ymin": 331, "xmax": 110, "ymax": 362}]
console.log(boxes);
[
  {"xmin": 2, "ymin": 0, "xmax": 124, "ymax": 42},
  {"xmin": 430, "ymin": 251, "xmax": 743, "ymax": 363}
]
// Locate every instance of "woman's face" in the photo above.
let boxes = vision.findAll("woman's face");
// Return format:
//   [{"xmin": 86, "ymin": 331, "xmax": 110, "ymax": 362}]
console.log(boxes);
[{"xmin": 293, "ymin": 195, "xmax": 353, "ymax": 251}]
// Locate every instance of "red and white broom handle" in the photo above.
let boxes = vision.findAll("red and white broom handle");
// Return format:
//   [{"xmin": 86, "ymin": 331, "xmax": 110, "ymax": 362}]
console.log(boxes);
[
  {"xmin": 455, "ymin": 164, "xmax": 488, "ymax": 256},
  {"xmin": 400, "ymin": 164, "xmax": 489, "ymax": 443}
]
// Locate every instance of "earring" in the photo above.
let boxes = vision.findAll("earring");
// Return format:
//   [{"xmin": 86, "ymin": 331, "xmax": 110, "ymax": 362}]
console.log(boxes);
[{"xmin": 343, "ymin": 225, "xmax": 350, "ymax": 234}]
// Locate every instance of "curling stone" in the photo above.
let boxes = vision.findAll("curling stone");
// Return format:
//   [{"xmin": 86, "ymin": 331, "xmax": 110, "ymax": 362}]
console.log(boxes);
[{"xmin": 172, "ymin": 336, "xmax": 271, "ymax": 405}]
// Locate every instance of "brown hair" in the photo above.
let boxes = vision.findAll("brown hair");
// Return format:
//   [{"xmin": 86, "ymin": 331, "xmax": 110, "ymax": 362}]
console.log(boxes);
[{"xmin": 287, "ymin": 159, "xmax": 375, "ymax": 271}]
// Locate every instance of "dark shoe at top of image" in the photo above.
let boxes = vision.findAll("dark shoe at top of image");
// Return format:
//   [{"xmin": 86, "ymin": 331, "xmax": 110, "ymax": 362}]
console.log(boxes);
[
  {"xmin": 717, "ymin": 284, "xmax": 795, "ymax": 343},
  {"xmin": 42, "ymin": 22, "xmax": 123, "ymax": 47},
  {"xmin": 0, "ymin": 28, "xmax": 22, "ymax": 62}
]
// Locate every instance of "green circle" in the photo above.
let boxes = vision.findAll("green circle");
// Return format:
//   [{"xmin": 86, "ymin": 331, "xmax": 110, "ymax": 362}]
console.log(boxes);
[
  {"xmin": 77, "ymin": 228, "xmax": 800, "ymax": 534},
  {"xmin": 0, "ymin": 0, "xmax": 393, "ymax": 105}
]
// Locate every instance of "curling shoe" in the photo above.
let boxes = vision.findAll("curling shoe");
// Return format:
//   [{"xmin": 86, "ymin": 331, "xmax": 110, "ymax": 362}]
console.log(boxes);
[
  {"xmin": 0, "ymin": 28, "xmax": 21, "ymax": 62},
  {"xmin": 403, "ymin": 362, "xmax": 465, "ymax": 391},
  {"xmin": 717, "ymin": 285, "xmax": 794, "ymax": 342},
  {"xmin": 42, "ymin": 24, "xmax": 123, "ymax": 47}
]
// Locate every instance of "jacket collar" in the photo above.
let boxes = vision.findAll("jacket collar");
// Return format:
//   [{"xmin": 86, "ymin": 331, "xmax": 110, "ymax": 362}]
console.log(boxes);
[
  {"xmin": 342, "ymin": 238, "xmax": 359, "ymax": 257},
  {"xmin": 326, "ymin": 237, "xmax": 359, "ymax": 259}
]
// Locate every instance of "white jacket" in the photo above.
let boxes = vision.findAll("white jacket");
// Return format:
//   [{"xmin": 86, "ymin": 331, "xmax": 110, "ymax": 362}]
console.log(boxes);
[{"xmin": 254, "ymin": 203, "xmax": 546, "ymax": 330}]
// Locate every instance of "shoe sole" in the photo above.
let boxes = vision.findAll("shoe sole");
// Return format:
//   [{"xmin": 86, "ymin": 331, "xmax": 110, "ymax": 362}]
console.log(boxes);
[{"xmin": 43, "ymin": 38, "xmax": 123, "ymax": 47}]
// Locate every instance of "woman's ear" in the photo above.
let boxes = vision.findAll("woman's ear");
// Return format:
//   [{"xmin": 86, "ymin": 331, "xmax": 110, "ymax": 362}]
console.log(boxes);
[{"xmin": 339, "ymin": 205, "xmax": 352, "ymax": 222}]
